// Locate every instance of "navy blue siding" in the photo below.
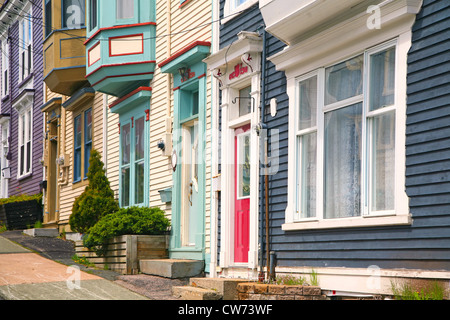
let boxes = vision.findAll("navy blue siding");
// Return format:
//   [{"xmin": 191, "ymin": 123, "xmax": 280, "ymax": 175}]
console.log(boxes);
[
  {"xmin": 218, "ymin": 0, "xmax": 450, "ymax": 272},
  {"xmin": 270, "ymin": 0, "xmax": 450, "ymax": 271}
]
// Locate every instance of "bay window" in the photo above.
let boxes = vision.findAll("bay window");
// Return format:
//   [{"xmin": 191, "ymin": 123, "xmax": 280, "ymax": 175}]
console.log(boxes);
[{"xmin": 295, "ymin": 40, "xmax": 398, "ymax": 222}]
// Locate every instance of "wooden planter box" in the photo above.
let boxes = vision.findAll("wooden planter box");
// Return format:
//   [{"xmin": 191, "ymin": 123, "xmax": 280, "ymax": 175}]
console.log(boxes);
[
  {"xmin": 0, "ymin": 200, "xmax": 43, "ymax": 230},
  {"xmin": 75, "ymin": 234, "xmax": 169, "ymax": 275}
]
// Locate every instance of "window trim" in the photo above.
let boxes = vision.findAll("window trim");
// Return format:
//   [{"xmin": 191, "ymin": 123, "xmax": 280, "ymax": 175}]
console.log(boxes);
[
  {"xmin": 283, "ymin": 38, "xmax": 410, "ymax": 231},
  {"xmin": 72, "ymin": 108, "xmax": 93, "ymax": 184},
  {"xmin": 119, "ymin": 112, "xmax": 149, "ymax": 208}
]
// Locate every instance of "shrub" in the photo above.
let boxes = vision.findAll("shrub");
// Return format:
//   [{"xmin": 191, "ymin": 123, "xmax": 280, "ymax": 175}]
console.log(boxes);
[
  {"xmin": 69, "ymin": 149, "xmax": 119, "ymax": 234},
  {"xmin": 83, "ymin": 206, "xmax": 170, "ymax": 256},
  {"xmin": 0, "ymin": 193, "xmax": 42, "ymax": 206}
]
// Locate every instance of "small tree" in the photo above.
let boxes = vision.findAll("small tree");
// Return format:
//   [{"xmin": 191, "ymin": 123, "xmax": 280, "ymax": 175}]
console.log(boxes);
[{"xmin": 69, "ymin": 149, "xmax": 119, "ymax": 234}]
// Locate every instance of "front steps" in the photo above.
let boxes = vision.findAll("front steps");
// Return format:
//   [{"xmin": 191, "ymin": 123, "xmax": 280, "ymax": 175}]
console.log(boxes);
[
  {"xmin": 172, "ymin": 278, "xmax": 250, "ymax": 300},
  {"xmin": 140, "ymin": 259, "xmax": 204, "ymax": 279}
]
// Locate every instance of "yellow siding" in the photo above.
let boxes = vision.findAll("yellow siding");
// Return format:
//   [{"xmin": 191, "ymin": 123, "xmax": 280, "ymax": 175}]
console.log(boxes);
[{"xmin": 58, "ymin": 92, "xmax": 105, "ymax": 225}]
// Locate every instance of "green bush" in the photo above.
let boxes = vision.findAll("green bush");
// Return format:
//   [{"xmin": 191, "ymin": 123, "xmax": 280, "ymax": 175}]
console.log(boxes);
[
  {"xmin": 0, "ymin": 193, "xmax": 42, "ymax": 206},
  {"xmin": 69, "ymin": 149, "xmax": 119, "ymax": 234},
  {"xmin": 83, "ymin": 206, "xmax": 170, "ymax": 256}
]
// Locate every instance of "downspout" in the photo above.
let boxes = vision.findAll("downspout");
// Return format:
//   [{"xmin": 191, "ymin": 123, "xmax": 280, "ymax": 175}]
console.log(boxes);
[{"xmin": 257, "ymin": 25, "xmax": 268, "ymax": 281}]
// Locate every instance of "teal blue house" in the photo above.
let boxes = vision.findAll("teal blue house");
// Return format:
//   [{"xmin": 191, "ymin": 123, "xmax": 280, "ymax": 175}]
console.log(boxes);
[
  {"xmin": 84, "ymin": 0, "xmax": 156, "ymax": 208},
  {"xmin": 159, "ymin": 41, "xmax": 211, "ymax": 263}
]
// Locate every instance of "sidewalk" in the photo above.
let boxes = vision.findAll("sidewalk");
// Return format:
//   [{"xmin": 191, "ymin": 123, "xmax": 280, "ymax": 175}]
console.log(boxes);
[{"xmin": 0, "ymin": 231, "xmax": 186, "ymax": 300}]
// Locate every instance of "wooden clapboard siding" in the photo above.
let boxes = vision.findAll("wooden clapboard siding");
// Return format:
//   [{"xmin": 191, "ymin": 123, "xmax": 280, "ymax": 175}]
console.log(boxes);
[
  {"xmin": 3, "ymin": 0, "xmax": 44, "ymax": 199},
  {"xmin": 217, "ymin": 0, "xmax": 450, "ymax": 272},
  {"xmin": 149, "ymin": 0, "xmax": 212, "ymax": 254},
  {"xmin": 106, "ymin": 94, "xmax": 120, "ymax": 198},
  {"xmin": 58, "ymin": 92, "xmax": 105, "ymax": 224}
]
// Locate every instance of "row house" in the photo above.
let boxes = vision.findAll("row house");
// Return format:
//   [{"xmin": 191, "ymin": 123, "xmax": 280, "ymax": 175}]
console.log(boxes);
[
  {"xmin": 0, "ymin": 0, "xmax": 44, "ymax": 200},
  {"xmin": 84, "ymin": 0, "xmax": 214, "ymax": 273},
  {"xmin": 254, "ymin": 0, "xmax": 449, "ymax": 297},
  {"xmin": 41, "ymin": 0, "xmax": 111, "ymax": 228},
  {"xmin": 206, "ymin": 0, "xmax": 450, "ymax": 298}
]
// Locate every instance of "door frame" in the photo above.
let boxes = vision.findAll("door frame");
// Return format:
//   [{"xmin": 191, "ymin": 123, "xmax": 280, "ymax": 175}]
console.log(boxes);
[{"xmin": 219, "ymin": 74, "xmax": 261, "ymax": 270}]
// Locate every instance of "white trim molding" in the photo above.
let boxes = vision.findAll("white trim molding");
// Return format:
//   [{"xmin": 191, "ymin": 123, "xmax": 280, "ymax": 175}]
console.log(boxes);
[{"xmin": 204, "ymin": 31, "xmax": 263, "ymax": 271}]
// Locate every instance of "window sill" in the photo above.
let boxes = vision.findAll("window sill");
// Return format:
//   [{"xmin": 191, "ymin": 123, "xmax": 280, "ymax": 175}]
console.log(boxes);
[
  {"xmin": 17, "ymin": 172, "xmax": 32, "ymax": 181},
  {"xmin": 282, "ymin": 214, "xmax": 412, "ymax": 231}
]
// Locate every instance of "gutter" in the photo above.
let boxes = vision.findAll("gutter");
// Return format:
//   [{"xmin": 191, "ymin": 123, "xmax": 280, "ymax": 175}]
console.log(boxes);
[{"xmin": 257, "ymin": 25, "xmax": 268, "ymax": 281}]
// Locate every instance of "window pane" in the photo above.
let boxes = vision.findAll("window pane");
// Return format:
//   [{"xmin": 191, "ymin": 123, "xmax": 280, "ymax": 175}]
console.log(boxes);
[
  {"xmin": 238, "ymin": 134, "xmax": 251, "ymax": 198},
  {"xmin": 84, "ymin": 143, "xmax": 92, "ymax": 177},
  {"xmin": 135, "ymin": 162, "xmax": 144, "ymax": 204},
  {"xmin": 45, "ymin": 0, "xmax": 52, "ymax": 37},
  {"xmin": 116, "ymin": 0, "xmax": 134, "ymax": 19},
  {"xmin": 298, "ymin": 76, "xmax": 317, "ymax": 130},
  {"xmin": 324, "ymin": 103, "xmax": 362, "ymax": 219},
  {"xmin": 26, "ymin": 141, "xmax": 31, "ymax": 173},
  {"xmin": 121, "ymin": 167, "xmax": 130, "ymax": 207},
  {"xmin": 121, "ymin": 123, "xmax": 130, "ymax": 165},
  {"xmin": 89, "ymin": 0, "xmax": 97, "ymax": 30},
  {"xmin": 239, "ymin": 86, "xmax": 251, "ymax": 117},
  {"xmin": 84, "ymin": 109, "xmax": 92, "ymax": 143},
  {"xmin": 370, "ymin": 47, "xmax": 395, "ymax": 111},
  {"xmin": 135, "ymin": 117, "xmax": 145, "ymax": 160},
  {"xmin": 298, "ymin": 132, "xmax": 316, "ymax": 218},
  {"xmin": 74, "ymin": 115, "xmax": 81, "ymax": 148},
  {"xmin": 74, "ymin": 115, "xmax": 82, "ymax": 181},
  {"xmin": 325, "ymin": 55, "xmax": 363, "ymax": 105},
  {"xmin": 62, "ymin": 0, "xmax": 86, "ymax": 28},
  {"xmin": 371, "ymin": 111, "xmax": 395, "ymax": 211},
  {"xmin": 192, "ymin": 91, "xmax": 199, "ymax": 116}
]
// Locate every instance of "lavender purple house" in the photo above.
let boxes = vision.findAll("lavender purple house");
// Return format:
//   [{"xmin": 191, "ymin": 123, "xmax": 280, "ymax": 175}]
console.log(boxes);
[{"xmin": 0, "ymin": 0, "xmax": 44, "ymax": 200}]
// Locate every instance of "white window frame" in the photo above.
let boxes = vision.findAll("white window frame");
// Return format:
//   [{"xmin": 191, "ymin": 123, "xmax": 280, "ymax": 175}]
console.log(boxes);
[
  {"xmin": 18, "ymin": 4, "xmax": 33, "ymax": 83},
  {"xmin": 1, "ymin": 35, "xmax": 9, "ymax": 97},
  {"xmin": 222, "ymin": 0, "xmax": 258, "ymax": 24},
  {"xmin": 283, "ymin": 36, "xmax": 411, "ymax": 231},
  {"xmin": 17, "ymin": 106, "xmax": 33, "ymax": 179}
]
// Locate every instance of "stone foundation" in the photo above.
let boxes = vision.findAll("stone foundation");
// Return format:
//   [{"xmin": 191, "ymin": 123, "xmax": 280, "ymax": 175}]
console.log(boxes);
[{"xmin": 237, "ymin": 283, "xmax": 328, "ymax": 300}]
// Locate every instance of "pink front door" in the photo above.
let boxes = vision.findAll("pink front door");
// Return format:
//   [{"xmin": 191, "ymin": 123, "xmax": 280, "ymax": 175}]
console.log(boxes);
[{"xmin": 234, "ymin": 124, "xmax": 251, "ymax": 263}]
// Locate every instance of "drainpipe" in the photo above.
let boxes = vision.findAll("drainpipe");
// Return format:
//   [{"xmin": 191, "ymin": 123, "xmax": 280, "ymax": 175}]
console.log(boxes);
[{"xmin": 257, "ymin": 25, "xmax": 267, "ymax": 281}]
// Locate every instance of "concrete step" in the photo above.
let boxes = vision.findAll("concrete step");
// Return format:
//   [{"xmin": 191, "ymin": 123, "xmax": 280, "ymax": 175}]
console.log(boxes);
[
  {"xmin": 139, "ymin": 259, "xmax": 204, "ymax": 279},
  {"xmin": 189, "ymin": 277, "xmax": 249, "ymax": 300},
  {"xmin": 172, "ymin": 286, "xmax": 222, "ymax": 300},
  {"xmin": 23, "ymin": 228, "xmax": 59, "ymax": 238}
]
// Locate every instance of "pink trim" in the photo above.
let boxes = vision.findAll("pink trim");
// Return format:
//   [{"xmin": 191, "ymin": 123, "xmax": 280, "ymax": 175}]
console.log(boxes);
[
  {"xmin": 88, "ymin": 41, "xmax": 101, "ymax": 67},
  {"xmin": 109, "ymin": 33, "xmax": 144, "ymax": 57},
  {"xmin": 90, "ymin": 71, "xmax": 155, "ymax": 88},
  {"xmin": 84, "ymin": 22, "xmax": 157, "ymax": 46},
  {"xmin": 158, "ymin": 41, "xmax": 211, "ymax": 68},
  {"xmin": 86, "ymin": 60, "xmax": 156, "ymax": 78}
]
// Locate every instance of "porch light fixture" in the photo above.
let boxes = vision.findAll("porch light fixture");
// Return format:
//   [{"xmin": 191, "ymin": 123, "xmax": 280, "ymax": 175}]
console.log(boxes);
[{"xmin": 157, "ymin": 139, "xmax": 165, "ymax": 151}]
